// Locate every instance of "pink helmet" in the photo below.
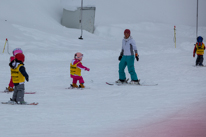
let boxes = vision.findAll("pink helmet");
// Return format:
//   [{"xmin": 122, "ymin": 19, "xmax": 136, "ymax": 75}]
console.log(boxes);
[
  {"xmin": 13, "ymin": 48, "xmax": 23, "ymax": 56},
  {"xmin": 74, "ymin": 52, "xmax": 83, "ymax": 61}
]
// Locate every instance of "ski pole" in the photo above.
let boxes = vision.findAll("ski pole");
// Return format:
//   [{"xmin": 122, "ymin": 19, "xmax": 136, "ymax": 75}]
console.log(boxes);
[
  {"xmin": 79, "ymin": 0, "xmax": 83, "ymax": 40},
  {"xmin": 2, "ymin": 38, "xmax": 8, "ymax": 53}
]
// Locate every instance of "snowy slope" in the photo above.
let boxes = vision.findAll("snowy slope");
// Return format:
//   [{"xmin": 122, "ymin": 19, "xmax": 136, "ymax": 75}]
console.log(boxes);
[{"xmin": 0, "ymin": 0, "xmax": 206, "ymax": 137}]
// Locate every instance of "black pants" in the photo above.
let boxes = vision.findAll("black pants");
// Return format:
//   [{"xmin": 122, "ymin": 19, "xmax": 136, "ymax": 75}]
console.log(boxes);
[{"xmin": 196, "ymin": 55, "xmax": 204, "ymax": 66}]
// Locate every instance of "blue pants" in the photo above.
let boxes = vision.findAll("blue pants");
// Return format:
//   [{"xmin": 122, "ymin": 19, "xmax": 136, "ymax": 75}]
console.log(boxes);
[{"xmin": 118, "ymin": 55, "xmax": 138, "ymax": 81}]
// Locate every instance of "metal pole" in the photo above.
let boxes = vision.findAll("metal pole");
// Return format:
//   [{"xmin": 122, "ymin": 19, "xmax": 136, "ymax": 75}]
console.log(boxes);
[
  {"xmin": 79, "ymin": 0, "xmax": 83, "ymax": 40},
  {"xmin": 196, "ymin": 0, "xmax": 198, "ymax": 38},
  {"xmin": 174, "ymin": 26, "xmax": 176, "ymax": 48},
  {"xmin": 2, "ymin": 38, "xmax": 7, "ymax": 53}
]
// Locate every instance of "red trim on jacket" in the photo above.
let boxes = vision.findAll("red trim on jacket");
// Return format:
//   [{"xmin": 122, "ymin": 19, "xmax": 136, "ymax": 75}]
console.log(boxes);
[{"xmin": 193, "ymin": 43, "xmax": 205, "ymax": 55}]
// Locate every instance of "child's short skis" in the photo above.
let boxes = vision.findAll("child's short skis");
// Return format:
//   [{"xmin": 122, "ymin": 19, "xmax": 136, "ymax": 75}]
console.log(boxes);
[
  {"xmin": 1, "ymin": 100, "xmax": 38, "ymax": 105},
  {"xmin": 1, "ymin": 89, "xmax": 36, "ymax": 94}
]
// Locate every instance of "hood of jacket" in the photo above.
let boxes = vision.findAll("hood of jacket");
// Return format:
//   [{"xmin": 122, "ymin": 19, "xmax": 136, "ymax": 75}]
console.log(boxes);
[{"xmin": 123, "ymin": 36, "xmax": 133, "ymax": 42}]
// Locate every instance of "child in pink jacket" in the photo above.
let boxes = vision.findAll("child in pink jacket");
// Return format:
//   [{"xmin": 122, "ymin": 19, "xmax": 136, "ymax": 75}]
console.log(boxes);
[{"xmin": 70, "ymin": 52, "xmax": 90, "ymax": 88}]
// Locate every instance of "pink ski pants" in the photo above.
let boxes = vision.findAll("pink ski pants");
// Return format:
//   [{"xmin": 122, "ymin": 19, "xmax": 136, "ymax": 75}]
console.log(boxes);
[{"xmin": 70, "ymin": 75, "xmax": 84, "ymax": 84}]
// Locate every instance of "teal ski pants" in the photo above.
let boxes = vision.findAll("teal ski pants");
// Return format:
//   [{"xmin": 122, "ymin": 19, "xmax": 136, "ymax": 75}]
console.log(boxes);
[{"xmin": 118, "ymin": 55, "xmax": 138, "ymax": 81}]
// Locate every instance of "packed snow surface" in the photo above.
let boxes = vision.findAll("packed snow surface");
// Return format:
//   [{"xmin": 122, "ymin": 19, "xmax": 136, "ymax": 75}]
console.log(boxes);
[{"xmin": 0, "ymin": 0, "xmax": 206, "ymax": 137}]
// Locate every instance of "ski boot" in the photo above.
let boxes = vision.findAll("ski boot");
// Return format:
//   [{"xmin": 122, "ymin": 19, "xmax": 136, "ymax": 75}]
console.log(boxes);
[
  {"xmin": 79, "ymin": 83, "xmax": 85, "ymax": 88},
  {"xmin": 129, "ymin": 80, "xmax": 140, "ymax": 85},
  {"xmin": 115, "ymin": 79, "xmax": 128, "ymax": 84},
  {"xmin": 9, "ymin": 98, "xmax": 18, "ymax": 104},
  {"xmin": 19, "ymin": 101, "xmax": 27, "ymax": 105},
  {"xmin": 71, "ymin": 83, "xmax": 78, "ymax": 88}
]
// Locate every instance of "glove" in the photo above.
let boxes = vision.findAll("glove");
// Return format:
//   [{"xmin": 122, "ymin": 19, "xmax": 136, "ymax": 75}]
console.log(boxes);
[
  {"xmin": 26, "ymin": 77, "xmax": 29, "ymax": 82},
  {"xmin": 193, "ymin": 54, "xmax": 195, "ymax": 57},
  {"xmin": 85, "ymin": 68, "xmax": 90, "ymax": 71},
  {"xmin": 8, "ymin": 87, "xmax": 14, "ymax": 92},
  {"xmin": 136, "ymin": 55, "xmax": 139, "ymax": 61},
  {"xmin": 118, "ymin": 56, "xmax": 122, "ymax": 61}
]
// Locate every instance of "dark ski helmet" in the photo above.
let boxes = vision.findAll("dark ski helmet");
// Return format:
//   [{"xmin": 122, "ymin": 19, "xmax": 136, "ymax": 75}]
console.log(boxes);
[{"xmin": 197, "ymin": 36, "xmax": 203, "ymax": 43}]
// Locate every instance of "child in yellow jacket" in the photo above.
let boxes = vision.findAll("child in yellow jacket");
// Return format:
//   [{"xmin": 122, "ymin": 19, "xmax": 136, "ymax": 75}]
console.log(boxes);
[{"xmin": 193, "ymin": 36, "xmax": 205, "ymax": 66}]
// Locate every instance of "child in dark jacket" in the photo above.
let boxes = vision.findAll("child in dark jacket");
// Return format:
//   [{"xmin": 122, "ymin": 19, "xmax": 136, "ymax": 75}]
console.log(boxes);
[
  {"xmin": 193, "ymin": 36, "xmax": 205, "ymax": 66},
  {"xmin": 9, "ymin": 53, "xmax": 29, "ymax": 104}
]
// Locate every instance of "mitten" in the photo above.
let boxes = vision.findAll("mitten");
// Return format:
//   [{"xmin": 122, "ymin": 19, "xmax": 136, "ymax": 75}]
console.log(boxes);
[
  {"xmin": 8, "ymin": 87, "xmax": 14, "ymax": 92},
  {"xmin": 85, "ymin": 68, "xmax": 90, "ymax": 71},
  {"xmin": 118, "ymin": 56, "xmax": 122, "ymax": 61},
  {"xmin": 193, "ymin": 53, "xmax": 195, "ymax": 57},
  {"xmin": 26, "ymin": 77, "xmax": 29, "ymax": 82}
]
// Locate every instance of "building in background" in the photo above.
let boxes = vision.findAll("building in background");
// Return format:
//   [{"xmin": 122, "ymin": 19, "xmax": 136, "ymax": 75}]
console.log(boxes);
[{"xmin": 61, "ymin": 7, "xmax": 96, "ymax": 33}]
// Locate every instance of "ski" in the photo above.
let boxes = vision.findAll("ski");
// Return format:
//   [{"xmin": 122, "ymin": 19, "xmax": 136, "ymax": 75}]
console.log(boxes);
[
  {"xmin": 106, "ymin": 82, "xmax": 114, "ymax": 85},
  {"xmin": 106, "ymin": 78, "xmax": 130, "ymax": 86},
  {"xmin": 192, "ymin": 65, "xmax": 206, "ymax": 67},
  {"xmin": 1, "ymin": 90, "xmax": 36, "ymax": 94},
  {"xmin": 24, "ymin": 92, "xmax": 36, "ymax": 94},
  {"xmin": 106, "ymin": 82, "xmax": 157, "ymax": 86},
  {"xmin": 1, "ymin": 101, "xmax": 38, "ymax": 105},
  {"xmin": 27, "ymin": 102, "xmax": 38, "ymax": 105},
  {"xmin": 66, "ymin": 87, "xmax": 90, "ymax": 90},
  {"xmin": 106, "ymin": 79, "xmax": 158, "ymax": 86}
]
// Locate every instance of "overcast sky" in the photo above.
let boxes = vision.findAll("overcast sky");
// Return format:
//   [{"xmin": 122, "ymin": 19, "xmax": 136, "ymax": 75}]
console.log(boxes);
[{"xmin": 62, "ymin": 0, "xmax": 206, "ymax": 27}]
